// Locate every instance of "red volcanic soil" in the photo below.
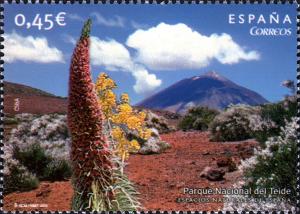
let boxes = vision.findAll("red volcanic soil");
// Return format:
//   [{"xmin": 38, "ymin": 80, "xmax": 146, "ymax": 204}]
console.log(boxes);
[
  {"xmin": 3, "ymin": 181, "xmax": 73, "ymax": 211},
  {"xmin": 4, "ymin": 131, "xmax": 257, "ymax": 211},
  {"xmin": 4, "ymin": 81, "xmax": 67, "ymax": 115},
  {"xmin": 5, "ymin": 95, "xmax": 67, "ymax": 115}
]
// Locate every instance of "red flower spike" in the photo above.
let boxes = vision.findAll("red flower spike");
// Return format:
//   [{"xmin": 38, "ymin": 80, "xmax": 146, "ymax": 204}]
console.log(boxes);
[{"xmin": 68, "ymin": 19, "xmax": 114, "ymax": 210}]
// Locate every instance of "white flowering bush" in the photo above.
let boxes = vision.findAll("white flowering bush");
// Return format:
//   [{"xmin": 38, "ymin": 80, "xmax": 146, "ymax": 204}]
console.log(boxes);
[
  {"xmin": 210, "ymin": 105, "xmax": 276, "ymax": 142},
  {"xmin": 223, "ymin": 117, "xmax": 297, "ymax": 211},
  {"xmin": 3, "ymin": 113, "xmax": 40, "ymax": 177},
  {"xmin": 4, "ymin": 113, "xmax": 72, "ymax": 194},
  {"xmin": 10, "ymin": 114, "xmax": 70, "ymax": 159}
]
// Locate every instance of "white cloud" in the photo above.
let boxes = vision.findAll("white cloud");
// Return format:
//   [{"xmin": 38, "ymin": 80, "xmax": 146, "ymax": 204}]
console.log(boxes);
[
  {"xmin": 131, "ymin": 20, "xmax": 149, "ymax": 30},
  {"xmin": 90, "ymin": 36, "xmax": 161, "ymax": 94},
  {"xmin": 4, "ymin": 32, "xmax": 64, "ymax": 63},
  {"xmin": 62, "ymin": 34, "xmax": 76, "ymax": 45},
  {"xmin": 91, "ymin": 36, "xmax": 133, "ymax": 71},
  {"xmin": 126, "ymin": 22, "xmax": 260, "ymax": 71},
  {"xmin": 67, "ymin": 12, "xmax": 125, "ymax": 28},
  {"xmin": 67, "ymin": 13, "xmax": 84, "ymax": 22},
  {"xmin": 132, "ymin": 67, "xmax": 162, "ymax": 94},
  {"xmin": 91, "ymin": 12, "xmax": 125, "ymax": 28}
]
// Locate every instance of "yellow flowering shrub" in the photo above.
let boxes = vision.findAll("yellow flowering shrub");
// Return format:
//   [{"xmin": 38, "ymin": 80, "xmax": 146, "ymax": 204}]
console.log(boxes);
[
  {"xmin": 95, "ymin": 73, "xmax": 117, "ymax": 118},
  {"xmin": 111, "ymin": 127, "xmax": 141, "ymax": 160},
  {"xmin": 95, "ymin": 72, "xmax": 152, "ymax": 160}
]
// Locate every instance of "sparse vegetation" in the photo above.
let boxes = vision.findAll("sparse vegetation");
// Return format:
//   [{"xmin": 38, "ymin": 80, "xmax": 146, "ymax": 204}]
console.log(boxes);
[
  {"xmin": 224, "ymin": 117, "xmax": 297, "ymax": 211},
  {"xmin": 14, "ymin": 143, "xmax": 52, "ymax": 178},
  {"xmin": 178, "ymin": 106, "xmax": 219, "ymax": 131},
  {"xmin": 145, "ymin": 110, "xmax": 176, "ymax": 134},
  {"xmin": 257, "ymin": 95, "xmax": 297, "ymax": 142},
  {"xmin": 223, "ymin": 81, "xmax": 297, "ymax": 211},
  {"xmin": 15, "ymin": 143, "xmax": 72, "ymax": 181},
  {"xmin": 4, "ymin": 113, "xmax": 72, "ymax": 194},
  {"xmin": 43, "ymin": 159, "xmax": 72, "ymax": 182},
  {"xmin": 4, "ymin": 165, "xmax": 39, "ymax": 194},
  {"xmin": 209, "ymin": 105, "xmax": 276, "ymax": 142},
  {"xmin": 255, "ymin": 80, "xmax": 297, "ymax": 143},
  {"xmin": 4, "ymin": 116, "xmax": 19, "ymax": 125}
]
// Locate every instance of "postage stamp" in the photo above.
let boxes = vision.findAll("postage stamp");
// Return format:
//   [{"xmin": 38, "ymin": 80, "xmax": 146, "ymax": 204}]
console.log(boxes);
[{"xmin": 2, "ymin": 1, "xmax": 298, "ymax": 212}]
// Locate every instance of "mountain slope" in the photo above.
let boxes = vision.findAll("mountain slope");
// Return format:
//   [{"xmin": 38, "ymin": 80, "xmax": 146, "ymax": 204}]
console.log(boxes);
[
  {"xmin": 4, "ymin": 81, "xmax": 57, "ymax": 97},
  {"xmin": 4, "ymin": 81, "xmax": 67, "ymax": 115},
  {"xmin": 138, "ymin": 71, "xmax": 268, "ymax": 113}
]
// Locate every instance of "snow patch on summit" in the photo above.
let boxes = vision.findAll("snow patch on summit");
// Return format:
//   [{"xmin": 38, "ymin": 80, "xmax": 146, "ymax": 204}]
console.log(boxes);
[
  {"xmin": 192, "ymin": 71, "xmax": 224, "ymax": 81},
  {"xmin": 202, "ymin": 71, "xmax": 228, "ymax": 81},
  {"xmin": 192, "ymin": 76, "xmax": 200, "ymax": 80}
]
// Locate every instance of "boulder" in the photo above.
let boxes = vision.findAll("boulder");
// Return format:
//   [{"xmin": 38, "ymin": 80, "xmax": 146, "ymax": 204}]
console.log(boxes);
[
  {"xmin": 118, "ymin": 126, "xmax": 171, "ymax": 155},
  {"xmin": 216, "ymin": 157, "xmax": 231, "ymax": 167},
  {"xmin": 202, "ymin": 151, "xmax": 210, "ymax": 155},
  {"xmin": 200, "ymin": 166, "xmax": 225, "ymax": 181},
  {"xmin": 216, "ymin": 157, "xmax": 238, "ymax": 172},
  {"xmin": 145, "ymin": 110, "xmax": 176, "ymax": 134},
  {"xmin": 150, "ymin": 127, "xmax": 160, "ymax": 138},
  {"xmin": 139, "ymin": 136, "xmax": 171, "ymax": 155}
]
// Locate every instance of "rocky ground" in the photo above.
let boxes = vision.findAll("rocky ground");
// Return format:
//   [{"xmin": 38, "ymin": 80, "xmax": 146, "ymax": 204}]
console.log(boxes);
[{"xmin": 4, "ymin": 131, "xmax": 257, "ymax": 211}]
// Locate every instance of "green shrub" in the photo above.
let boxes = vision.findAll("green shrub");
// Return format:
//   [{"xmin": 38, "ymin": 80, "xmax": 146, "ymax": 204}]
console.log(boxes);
[
  {"xmin": 261, "ymin": 96, "xmax": 296, "ymax": 131},
  {"xmin": 4, "ymin": 113, "xmax": 72, "ymax": 194},
  {"xmin": 14, "ymin": 143, "xmax": 72, "ymax": 181},
  {"xmin": 246, "ymin": 142, "xmax": 296, "ymax": 203},
  {"xmin": 4, "ymin": 117, "xmax": 19, "ymax": 125},
  {"xmin": 43, "ymin": 159, "xmax": 72, "ymax": 181},
  {"xmin": 255, "ymin": 96, "xmax": 297, "ymax": 143},
  {"xmin": 242, "ymin": 118, "xmax": 297, "ymax": 205},
  {"xmin": 179, "ymin": 106, "xmax": 219, "ymax": 131},
  {"xmin": 261, "ymin": 103, "xmax": 286, "ymax": 128},
  {"xmin": 14, "ymin": 143, "xmax": 52, "ymax": 178},
  {"xmin": 151, "ymin": 117, "xmax": 159, "ymax": 124},
  {"xmin": 210, "ymin": 105, "xmax": 276, "ymax": 142},
  {"xmin": 252, "ymin": 130, "xmax": 273, "ymax": 145},
  {"xmin": 210, "ymin": 105, "xmax": 257, "ymax": 141},
  {"xmin": 4, "ymin": 165, "xmax": 39, "ymax": 194}
]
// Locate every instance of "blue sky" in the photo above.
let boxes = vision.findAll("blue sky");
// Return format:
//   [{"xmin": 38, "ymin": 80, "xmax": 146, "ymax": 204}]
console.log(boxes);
[{"xmin": 4, "ymin": 3, "xmax": 297, "ymax": 104}]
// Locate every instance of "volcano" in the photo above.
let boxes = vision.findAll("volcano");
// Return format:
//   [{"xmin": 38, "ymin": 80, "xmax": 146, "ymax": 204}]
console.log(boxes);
[{"xmin": 138, "ymin": 71, "xmax": 268, "ymax": 113}]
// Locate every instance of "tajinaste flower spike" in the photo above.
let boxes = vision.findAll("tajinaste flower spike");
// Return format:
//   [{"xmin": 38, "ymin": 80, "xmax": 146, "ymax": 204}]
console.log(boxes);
[{"xmin": 67, "ymin": 19, "xmax": 114, "ymax": 211}]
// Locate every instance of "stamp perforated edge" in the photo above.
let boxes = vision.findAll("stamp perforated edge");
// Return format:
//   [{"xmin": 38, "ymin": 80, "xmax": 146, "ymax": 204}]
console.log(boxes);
[
  {"xmin": 1, "ymin": 0, "xmax": 300, "ymax": 5},
  {"xmin": 1, "ymin": 1, "xmax": 4, "ymax": 212},
  {"xmin": 0, "ymin": 1, "xmax": 299, "ymax": 213}
]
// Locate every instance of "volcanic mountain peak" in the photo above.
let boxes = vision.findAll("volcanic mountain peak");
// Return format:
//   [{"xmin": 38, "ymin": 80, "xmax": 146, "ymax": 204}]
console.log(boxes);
[
  {"xmin": 201, "ymin": 70, "xmax": 221, "ymax": 78},
  {"xmin": 192, "ymin": 71, "xmax": 231, "ymax": 82},
  {"xmin": 138, "ymin": 71, "xmax": 268, "ymax": 113}
]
